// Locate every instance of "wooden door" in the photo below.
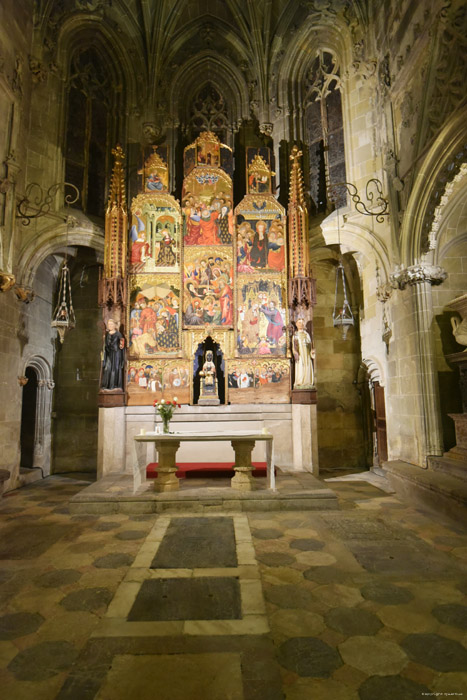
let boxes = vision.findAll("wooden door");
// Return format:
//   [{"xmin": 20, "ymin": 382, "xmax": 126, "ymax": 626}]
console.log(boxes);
[{"xmin": 374, "ymin": 382, "xmax": 388, "ymax": 463}]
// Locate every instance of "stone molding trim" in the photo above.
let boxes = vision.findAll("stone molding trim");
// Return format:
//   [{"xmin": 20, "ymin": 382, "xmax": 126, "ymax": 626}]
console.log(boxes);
[
  {"xmin": 389, "ymin": 264, "xmax": 447, "ymax": 290},
  {"xmin": 20, "ymin": 355, "xmax": 54, "ymax": 469}
]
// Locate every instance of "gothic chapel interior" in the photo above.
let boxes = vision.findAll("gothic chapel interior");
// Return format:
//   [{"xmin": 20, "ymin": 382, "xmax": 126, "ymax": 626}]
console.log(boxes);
[{"xmin": 1, "ymin": 0, "xmax": 467, "ymax": 697}]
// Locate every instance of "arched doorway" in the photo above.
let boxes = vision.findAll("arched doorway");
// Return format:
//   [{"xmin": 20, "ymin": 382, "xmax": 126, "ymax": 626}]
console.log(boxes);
[
  {"xmin": 20, "ymin": 367, "xmax": 38, "ymax": 468},
  {"xmin": 358, "ymin": 361, "xmax": 388, "ymax": 467},
  {"xmin": 193, "ymin": 336, "xmax": 225, "ymax": 405}
]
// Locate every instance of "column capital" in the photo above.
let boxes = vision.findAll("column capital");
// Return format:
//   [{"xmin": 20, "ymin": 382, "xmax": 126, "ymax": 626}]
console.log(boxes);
[{"xmin": 390, "ymin": 264, "xmax": 447, "ymax": 290}]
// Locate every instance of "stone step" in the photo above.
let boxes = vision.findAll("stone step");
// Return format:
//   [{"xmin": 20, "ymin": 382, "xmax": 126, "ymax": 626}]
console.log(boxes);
[
  {"xmin": 427, "ymin": 455, "xmax": 467, "ymax": 482},
  {"xmin": 383, "ymin": 460, "xmax": 467, "ymax": 526}
]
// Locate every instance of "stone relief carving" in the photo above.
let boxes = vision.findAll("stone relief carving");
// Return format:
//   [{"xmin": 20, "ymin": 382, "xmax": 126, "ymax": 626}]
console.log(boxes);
[
  {"xmin": 423, "ymin": 5, "xmax": 467, "ymax": 146},
  {"xmin": 449, "ymin": 294, "xmax": 467, "ymax": 350},
  {"xmin": 10, "ymin": 56, "xmax": 23, "ymax": 95},
  {"xmin": 351, "ymin": 40, "xmax": 377, "ymax": 80}
]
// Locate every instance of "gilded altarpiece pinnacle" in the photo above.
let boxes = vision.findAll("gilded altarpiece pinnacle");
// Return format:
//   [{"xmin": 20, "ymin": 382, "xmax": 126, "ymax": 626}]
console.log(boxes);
[
  {"xmin": 98, "ymin": 145, "xmax": 128, "ymax": 407},
  {"xmin": 288, "ymin": 146, "xmax": 317, "ymax": 402}
]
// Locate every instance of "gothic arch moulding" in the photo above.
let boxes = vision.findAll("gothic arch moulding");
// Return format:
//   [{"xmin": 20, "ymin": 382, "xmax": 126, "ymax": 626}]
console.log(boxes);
[
  {"xmin": 20, "ymin": 354, "xmax": 54, "ymax": 473},
  {"xmin": 169, "ymin": 53, "xmax": 250, "ymax": 138},
  {"xmin": 16, "ymin": 222, "xmax": 105, "ymax": 288},
  {"xmin": 400, "ymin": 109, "xmax": 467, "ymax": 267},
  {"xmin": 359, "ymin": 356, "xmax": 385, "ymax": 387}
]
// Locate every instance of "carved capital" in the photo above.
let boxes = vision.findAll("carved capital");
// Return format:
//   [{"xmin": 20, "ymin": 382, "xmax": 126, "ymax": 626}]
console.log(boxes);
[
  {"xmin": 390, "ymin": 264, "xmax": 447, "ymax": 289},
  {"xmin": 18, "ymin": 376, "xmax": 28, "ymax": 386}
]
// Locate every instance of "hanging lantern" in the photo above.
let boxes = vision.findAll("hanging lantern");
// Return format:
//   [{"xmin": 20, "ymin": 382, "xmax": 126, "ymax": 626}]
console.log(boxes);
[
  {"xmin": 51, "ymin": 261, "xmax": 75, "ymax": 343},
  {"xmin": 332, "ymin": 260, "xmax": 354, "ymax": 340}
]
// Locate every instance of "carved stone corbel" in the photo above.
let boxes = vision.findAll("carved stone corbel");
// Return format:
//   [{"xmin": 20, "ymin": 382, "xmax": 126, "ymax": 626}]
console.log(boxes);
[
  {"xmin": 0, "ymin": 272, "xmax": 15, "ymax": 292},
  {"xmin": 14, "ymin": 285, "xmax": 35, "ymax": 303}
]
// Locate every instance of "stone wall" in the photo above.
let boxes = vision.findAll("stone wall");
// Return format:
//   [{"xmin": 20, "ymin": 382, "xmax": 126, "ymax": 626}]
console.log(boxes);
[
  {"xmin": 313, "ymin": 257, "xmax": 365, "ymax": 471},
  {"xmin": 52, "ymin": 249, "xmax": 101, "ymax": 473}
]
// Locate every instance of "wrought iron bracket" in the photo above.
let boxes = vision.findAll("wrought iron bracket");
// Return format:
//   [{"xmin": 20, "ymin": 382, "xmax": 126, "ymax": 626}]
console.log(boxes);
[
  {"xmin": 16, "ymin": 182, "xmax": 80, "ymax": 226},
  {"xmin": 329, "ymin": 179, "xmax": 389, "ymax": 223}
]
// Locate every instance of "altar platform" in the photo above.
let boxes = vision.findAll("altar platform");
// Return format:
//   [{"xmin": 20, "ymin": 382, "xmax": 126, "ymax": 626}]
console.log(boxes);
[{"xmin": 69, "ymin": 468, "xmax": 338, "ymax": 515}]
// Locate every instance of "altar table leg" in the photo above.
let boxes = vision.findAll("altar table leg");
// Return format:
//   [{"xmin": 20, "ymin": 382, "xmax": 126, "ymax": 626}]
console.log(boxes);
[
  {"xmin": 266, "ymin": 438, "xmax": 275, "ymax": 491},
  {"xmin": 230, "ymin": 439, "xmax": 256, "ymax": 491},
  {"xmin": 154, "ymin": 440, "xmax": 180, "ymax": 492}
]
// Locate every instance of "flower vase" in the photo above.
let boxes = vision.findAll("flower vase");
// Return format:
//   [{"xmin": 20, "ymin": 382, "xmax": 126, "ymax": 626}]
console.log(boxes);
[{"xmin": 162, "ymin": 416, "xmax": 170, "ymax": 434}]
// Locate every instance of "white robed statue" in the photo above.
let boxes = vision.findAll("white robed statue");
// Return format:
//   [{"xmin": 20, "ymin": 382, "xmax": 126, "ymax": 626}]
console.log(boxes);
[{"xmin": 293, "ymin": 317, "xmax": 315, "ymax": 389}]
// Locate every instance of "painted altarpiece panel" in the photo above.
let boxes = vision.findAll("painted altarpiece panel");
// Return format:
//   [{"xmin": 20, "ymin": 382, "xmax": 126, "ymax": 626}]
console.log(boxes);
[
  {"xmin": 235, "ymin": 195, "xmax": 286, "ymax": 273},
  {"xmin": 129, "ymin": 193, "xmax": 181, "ymax": 274},
  {"xmin": 128, "ymin": 274, "xmax": 181, "ymax": 358},
  {"xmin": 127, "ymin": 359, "xmax": 190, "ymax": 406},
  {"xmin": 236, "ymin": 274, "xmax": 287, "ymax": 357},
  {"xmin": 183, "ymin": 246, "xmax": 234, "ymax": 328},
  {"xmin": 228, "ymin": 359, "xmax": 290, "ymax": 404}
]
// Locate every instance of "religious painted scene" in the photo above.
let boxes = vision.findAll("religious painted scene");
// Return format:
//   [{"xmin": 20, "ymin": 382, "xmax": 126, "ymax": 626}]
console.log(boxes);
[{"xmin": 1, "ymin": 1, "xmax": 467, "ymax": 698}]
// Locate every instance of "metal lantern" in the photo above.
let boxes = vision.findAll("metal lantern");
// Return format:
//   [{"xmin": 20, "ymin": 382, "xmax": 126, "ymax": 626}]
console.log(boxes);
[
  {"xmin": 51, "ymin": 262, "xmax": 75, "ymax": 343},
  {"xmin": 332, "ymin": 260, "xmax": 354, "ymax": 340}
]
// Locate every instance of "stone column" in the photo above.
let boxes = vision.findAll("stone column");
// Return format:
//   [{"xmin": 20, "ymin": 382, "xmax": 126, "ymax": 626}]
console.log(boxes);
[{"xmin": 391, "ymin": 264, "xmax": 447, "ymax": 458}]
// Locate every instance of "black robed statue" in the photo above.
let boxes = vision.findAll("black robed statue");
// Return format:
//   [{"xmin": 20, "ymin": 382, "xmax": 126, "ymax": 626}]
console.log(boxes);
[{"xmin": 101, "ymin": 318, "xmax": 125, "ymax": 390}]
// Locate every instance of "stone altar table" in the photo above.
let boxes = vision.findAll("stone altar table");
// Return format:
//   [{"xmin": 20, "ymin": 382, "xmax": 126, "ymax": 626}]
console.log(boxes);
[{"xmin": 134, "ymin": 432, "xmax": 274, "ymax": 494}]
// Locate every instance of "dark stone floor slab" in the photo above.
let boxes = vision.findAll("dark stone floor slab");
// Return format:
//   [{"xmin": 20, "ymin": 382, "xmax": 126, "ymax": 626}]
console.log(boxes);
[
  {"xmin": 278, "ymin": 637, "xmax": 342, "ymax": 677},
  {"xmin": 35, "ymin": 569, "xmax": 82, "ymax": 588},
  {"xmin": 93, "ymin": 521, "xmax": 121, "ymax": 532},
  {"xmin": 303, "ymin": 566, "xmax": 348, "ymax": 584},
  {"xmin": 128, "ymin": 576, "xmax": 241, "ymax": 621},
  {"xmin": 290, "ymin": 538, "xmax": 325, "ymax": 551},
  {"xmin": 358, "ymin": 674, "xmax": 430, "ymax": 700},
  {"xmin": 0, "ymin": 612, "xmax": 44, "ymax": 640},
  {"xmin": 8, "ymin": 640, "xmax": 78, "ymax": 681},
  {"xmin": 319, "ymin": 515, "xmax": 407, "ymax": 541},
  {"xmin": 151, "ymin": 517, "xmax": 237, "ymax": 569},
  {"xmin": 60, "ymin": 587, "xmax": 113, "ymax": 612},
  {"xmin": 68, "ymin": 541, "xmax": 105, "ymax": 554},
  {"xmin": 325, "ymin": 607, "xmax": 382, "ymax": 636},
  {"xmin": 265, "ymin": 584, "xmax": 315, "ymax": 610},
  {"xmin": 0, "ymin": 522, "xmax": 77, "ymax": 559},
  {"xmin": 115, "ymin": 530, "xmax": 147, "ymax": 540},
  {"xmin": 349, "ymin": 542, "xmax": 463, "ymax": 576},
  {"xmin": 93, "ymin": 553, "xmax": 134, "ymax": 569},
  {"xmin": 252, "ymin": 528, "xmax": 283, "ymax": 540},
  {"xmin": 432, "ymin": 603, "xmax": 467, "ymax": 629},
  {"xmin": 257, "ymin": 552, "xmax": 296, "ymax": 567},
  {"xmin": 401, "ymin": 633, "xmax": 467, "ymax": 671},
  {"xmin": 360, "ymin": 581, "xmax": 414, "ymax": 604}
]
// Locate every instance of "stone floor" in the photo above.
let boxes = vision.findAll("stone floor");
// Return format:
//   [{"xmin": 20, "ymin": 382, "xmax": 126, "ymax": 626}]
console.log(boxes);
[{"xmin": 0, "ymin": 472, "xmax": 466, "ymax": 699}]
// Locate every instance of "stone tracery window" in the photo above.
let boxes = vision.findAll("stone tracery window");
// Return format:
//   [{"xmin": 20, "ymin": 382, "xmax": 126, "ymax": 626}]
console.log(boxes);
[
  {"xmin": 304, "ymin": 50, "xmax": 347, "ymax": 212},
  {"xmin": 65, "ymin": 47, "xmax": 112, "ymax": 218},
  {"xmin": 189, "ymin": 84, "xmax": 229, "ymax": 142}
]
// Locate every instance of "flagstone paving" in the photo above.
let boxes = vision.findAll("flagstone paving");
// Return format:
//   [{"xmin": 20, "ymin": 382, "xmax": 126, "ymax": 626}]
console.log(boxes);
[{"xmin": 0, "ymin": 473, "xmax": 466, "ymax": 699}]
